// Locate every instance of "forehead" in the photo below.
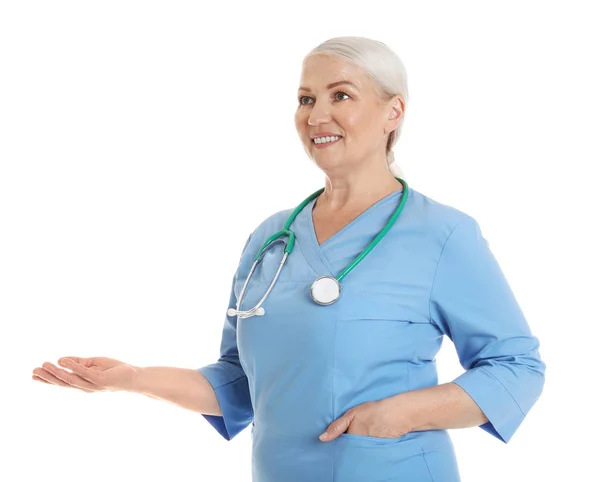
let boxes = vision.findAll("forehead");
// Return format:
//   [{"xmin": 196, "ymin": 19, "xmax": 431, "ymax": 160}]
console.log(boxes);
[{"xmin": 298, "ymin": 54, "xmax": 368, "ymax": 90}]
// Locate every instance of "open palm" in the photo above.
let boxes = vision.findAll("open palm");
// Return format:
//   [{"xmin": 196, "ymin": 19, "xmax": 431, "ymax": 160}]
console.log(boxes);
[{"xmin": 32, "ymin": 356, "xmax": 138, "ymax": 393}]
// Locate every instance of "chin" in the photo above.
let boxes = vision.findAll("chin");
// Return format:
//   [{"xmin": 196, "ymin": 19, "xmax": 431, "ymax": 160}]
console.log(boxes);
[{"xmin": 313, "ymin": 159, "xmax": 345, "ymax": 171}]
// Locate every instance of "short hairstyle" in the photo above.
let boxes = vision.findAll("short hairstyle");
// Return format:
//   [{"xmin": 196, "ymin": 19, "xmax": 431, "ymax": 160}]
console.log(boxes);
[{"xmin": 304, "ymin": 36, "xmax": 409, "ymax": 179}]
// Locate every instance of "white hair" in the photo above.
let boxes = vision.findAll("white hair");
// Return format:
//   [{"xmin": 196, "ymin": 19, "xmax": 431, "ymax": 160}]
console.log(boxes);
[{"xmin": 304, "ymin": 36, "xmax": 409, "ymax": 179}]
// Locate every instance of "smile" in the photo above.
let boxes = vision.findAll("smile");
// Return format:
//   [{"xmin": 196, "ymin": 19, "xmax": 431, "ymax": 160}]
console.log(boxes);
[{"xmin": 312, "ymin": 136, "xmax": 342, "ymax": 149}]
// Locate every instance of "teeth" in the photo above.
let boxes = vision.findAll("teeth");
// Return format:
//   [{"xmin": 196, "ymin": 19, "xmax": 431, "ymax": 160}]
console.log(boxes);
[{"xmin": 313, "ymin": 136, "xmax": 341, "ymax": 144}]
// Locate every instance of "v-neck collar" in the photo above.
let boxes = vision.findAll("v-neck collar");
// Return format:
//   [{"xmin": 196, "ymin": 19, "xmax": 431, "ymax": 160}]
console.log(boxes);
[
  {"xmin": 292, "ymin": 188, "xmax": 406, "ymax": 279},
  {"xmin": 309, "ymin": 188, "xmax": 404, "ymax": 249}
]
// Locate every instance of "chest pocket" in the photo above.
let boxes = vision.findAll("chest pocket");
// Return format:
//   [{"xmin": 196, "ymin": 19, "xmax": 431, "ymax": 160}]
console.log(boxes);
[{"xmin": 337, "ymin": 268, "xmax": 432, "ymax": 324}]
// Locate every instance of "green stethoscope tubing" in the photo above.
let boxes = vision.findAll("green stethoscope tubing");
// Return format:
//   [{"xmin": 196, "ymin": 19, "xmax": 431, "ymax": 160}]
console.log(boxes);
[
  {"xmin": 228, "ymin": 177, "xmax": 409, "ymax": 317},
  {"xmin": 254, "ymin": 177, "xmax": 409, "ymax": 283}
]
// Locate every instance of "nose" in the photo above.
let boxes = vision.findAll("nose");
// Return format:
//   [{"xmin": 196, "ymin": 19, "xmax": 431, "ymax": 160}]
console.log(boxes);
[{"xmin": 307, "ymin": 101, "xmax": 332, "ymax": 127}]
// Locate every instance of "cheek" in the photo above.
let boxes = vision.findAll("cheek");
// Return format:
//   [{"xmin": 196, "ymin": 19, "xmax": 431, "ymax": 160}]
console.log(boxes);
[
  {"xmin": 344, "ymin": 113, "xmax": 365, "ymax": 133},
  {"xmin": 293, "ymin": 118, "xmax": 304, "ymax": 139},
  {"xmin": 296, "ymin": 117, "xmax": 314, "ymax": 146},
  {"xmin": 295, "ymin": 109, "xmax": 306, "ymax": 124}
]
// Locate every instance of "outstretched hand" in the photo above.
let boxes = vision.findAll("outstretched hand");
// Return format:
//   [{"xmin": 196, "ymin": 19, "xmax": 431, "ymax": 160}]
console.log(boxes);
[{"xmin": 32, "ymin": 356, "xmax": 138, "ymax": 393}]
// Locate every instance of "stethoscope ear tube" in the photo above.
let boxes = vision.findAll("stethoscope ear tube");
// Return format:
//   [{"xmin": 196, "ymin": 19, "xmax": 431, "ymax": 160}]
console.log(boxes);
[
  {"xmin": 255, "ymin": 230, "xmax": 295, "ymax": 261},
  {"xmin": 229, "ymin": 244, "xmax": 289, "ymax": 319}
]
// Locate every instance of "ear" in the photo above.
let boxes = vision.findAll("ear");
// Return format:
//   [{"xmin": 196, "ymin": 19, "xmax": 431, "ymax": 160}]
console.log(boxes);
[{"xmin": 384, "ymin": 96, "xmax": 405, "ymax": 134}]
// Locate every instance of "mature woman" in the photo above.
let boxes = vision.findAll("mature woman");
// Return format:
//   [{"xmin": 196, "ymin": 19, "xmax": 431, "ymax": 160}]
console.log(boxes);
[{"xmin": 33, "ymin": 37, "xmax": 545, "ymax": 481}]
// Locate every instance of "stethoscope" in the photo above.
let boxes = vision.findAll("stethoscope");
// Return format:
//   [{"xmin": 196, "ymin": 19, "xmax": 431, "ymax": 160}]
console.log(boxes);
[{"xmin": 227, "ymin": 177, "xmax": 409, "ymax": 319}]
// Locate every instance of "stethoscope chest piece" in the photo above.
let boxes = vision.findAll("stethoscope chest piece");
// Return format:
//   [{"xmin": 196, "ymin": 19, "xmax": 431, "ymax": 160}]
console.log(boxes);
[{"xmin": 310, "ymin": 276, "xmax": 341, "ymax": 305}]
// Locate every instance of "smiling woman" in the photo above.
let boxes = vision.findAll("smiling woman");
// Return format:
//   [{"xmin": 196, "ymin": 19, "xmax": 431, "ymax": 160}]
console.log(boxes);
[
  {"xmin": 192, "ymin": 36, "xmax": 546, "ymax": 482},
  {"xmin": 31, "ymin": 35, "xmax": 545, "ymax": 482}
]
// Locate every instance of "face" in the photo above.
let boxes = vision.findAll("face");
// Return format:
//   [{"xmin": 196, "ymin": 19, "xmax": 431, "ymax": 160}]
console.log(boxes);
[{"xmin": 295, "ymin": 54, "xmax": 403, "ymax": 175}]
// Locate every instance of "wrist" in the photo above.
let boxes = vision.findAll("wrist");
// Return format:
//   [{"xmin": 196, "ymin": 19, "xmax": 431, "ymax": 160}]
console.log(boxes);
[
  {"xmin": 127, "ymin": 365, "xmax": 147, "ymax": 394},
  {"xmin": 405, "ymin": 398, "xmax": 431, "ymax": 432},
  {"xmin": 398, "ymin": 387, "xmax": 439, "ymax": 432},
  {"xmin": 380, "ymin": 392, "xmax": 420, "ymax": 435}
]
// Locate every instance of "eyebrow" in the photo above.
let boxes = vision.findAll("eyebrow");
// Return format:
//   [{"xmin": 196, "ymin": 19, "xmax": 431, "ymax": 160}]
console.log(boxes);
[{"xmin": 297, "ymin": 80, "xmax": 359, "ymax": 93}]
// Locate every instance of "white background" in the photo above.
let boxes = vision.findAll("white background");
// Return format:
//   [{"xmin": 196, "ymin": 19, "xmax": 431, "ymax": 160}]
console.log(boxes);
[{"xmin": 2, "ymin": 1, "xmax": 598, "ymax": 481}]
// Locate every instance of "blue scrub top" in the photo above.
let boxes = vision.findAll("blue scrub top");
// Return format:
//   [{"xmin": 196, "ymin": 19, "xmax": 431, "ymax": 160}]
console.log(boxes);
[{"xmin": 198, "ymin": 186, "xmax": 546, "ymax": 482}]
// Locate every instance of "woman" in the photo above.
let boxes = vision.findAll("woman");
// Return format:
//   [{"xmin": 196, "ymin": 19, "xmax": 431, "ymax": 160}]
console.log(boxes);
[{"xmin": 32, "ymin": 37, "xmax": 545, "ymax": 481}]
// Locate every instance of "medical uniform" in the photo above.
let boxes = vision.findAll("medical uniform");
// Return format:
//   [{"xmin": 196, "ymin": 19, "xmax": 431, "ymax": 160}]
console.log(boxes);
[{"xmin": 198, "ymin": 186, "xmax": 546, "ymax": 482}]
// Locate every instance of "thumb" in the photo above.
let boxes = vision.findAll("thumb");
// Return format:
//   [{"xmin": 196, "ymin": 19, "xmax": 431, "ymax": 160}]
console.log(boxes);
[{"xmin": 319, "ymin": 411, "xmax": 356, "ymax": 442}]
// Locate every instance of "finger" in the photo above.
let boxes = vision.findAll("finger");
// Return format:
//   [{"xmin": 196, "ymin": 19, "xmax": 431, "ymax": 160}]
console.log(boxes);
[
  {"xmin": 320, "ymin": 412, "xmax": 354, "ymax": 442},
  {"xmin": 42, "ymin": 362, "xmax": 99, "ymax": 391},
  {"xmin": 42, "ymin": 362, "xmax": 100, "ymax": 391},
  {"xmin": 58, "ymin": 358, "xmax": 102, "ymax": 385},
  {"xmin": 32, "ymin": 374, "xmax": 51, "ymax": 384},
  {"xmin": 33, "ymin": 367, "xmax": 71, "ymax": 388},
  {"xmin": 33, "ymin": 367, "xmax": 93, "ymax": 393}
]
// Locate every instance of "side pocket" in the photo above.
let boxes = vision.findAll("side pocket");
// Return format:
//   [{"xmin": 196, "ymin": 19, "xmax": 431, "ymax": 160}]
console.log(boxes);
[
  {"xmin": 334, "ymin": 432, "xmax": 435, "ymax": 481},
  {"xmin": 337, "ymin": 431, "xmax": 418, "ymax": 444}
]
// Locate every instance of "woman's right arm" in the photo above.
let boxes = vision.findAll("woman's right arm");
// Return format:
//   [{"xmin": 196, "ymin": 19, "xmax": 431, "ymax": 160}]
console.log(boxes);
[
  {"xmin": 131, "ymin": 232, "xmax": 256, "ymax": 421},
  {"xmin": 33, "ymin": 357, "xmax": 222, "ymax": 417},
  {"xmin": 33, "ymin": 232, "xmax": 255, "ymax": 438},
  {"xmin": 130, "ymin": 366, "xmax": 221, "ymax": 416}
]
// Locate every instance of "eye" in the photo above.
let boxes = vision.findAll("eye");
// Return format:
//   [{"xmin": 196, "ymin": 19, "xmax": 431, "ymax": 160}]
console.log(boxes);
[
  {"xmin": 298, "ymin": 91, "xmax": 351, "ymax": 105},
  {"xmin": 298, "ymin": 95, "xmax": 312, "ymax": 105}
]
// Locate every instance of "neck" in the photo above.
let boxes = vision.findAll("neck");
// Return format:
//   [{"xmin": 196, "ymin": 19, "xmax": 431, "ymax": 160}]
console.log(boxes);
[{"xmin": 315, "ymin": 164, "xmax": 401, "ymax": 212}]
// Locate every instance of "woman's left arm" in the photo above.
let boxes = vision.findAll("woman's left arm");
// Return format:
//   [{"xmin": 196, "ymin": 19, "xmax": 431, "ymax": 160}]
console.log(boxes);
[
  {"xmin": 381, "ymin": 381, "xmax": 488, "ymax": 434},
  {"xmin": 420, "ymin": 215, "xmax": 546, "ymax": 443}
]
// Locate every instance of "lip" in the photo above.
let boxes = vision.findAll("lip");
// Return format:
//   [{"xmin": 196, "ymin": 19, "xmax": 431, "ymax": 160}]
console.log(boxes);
[{"xmin": 311, "ymin": 132, "xmax": 343, "ymax": 139}]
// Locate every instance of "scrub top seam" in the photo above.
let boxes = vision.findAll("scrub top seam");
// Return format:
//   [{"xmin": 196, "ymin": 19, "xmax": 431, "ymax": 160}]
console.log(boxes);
[
  {"xmin": 480, "ymin": 366, "xmax": 526, "ymax": 415},
  {"xmin": 419, "ymin": 443, "xmax": 436, "ymax": 482},
  {"xmin": 427, "ymin": 215, "xmax": 471, "ymax": 326},
  {"xmin": 407, "ymin": 353, "xmax": 411, "ymax": 391},
  {"xmin": 331, "ymin": 311, "xmax": 340, "ymax": 482},
  {"xmin": 214, "ymin": 374, "xmax": 246, "ymax": 390}
]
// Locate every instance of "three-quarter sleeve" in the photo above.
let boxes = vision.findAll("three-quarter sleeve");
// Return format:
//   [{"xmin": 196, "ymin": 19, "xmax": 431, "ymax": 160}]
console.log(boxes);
[
  {"xmin": 429, "ymin": 215, "xmax": 546, "ymax": 443},
  {"xmin": 197, "ymin": 233, "xmax": 254, "ymax": 441}
]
